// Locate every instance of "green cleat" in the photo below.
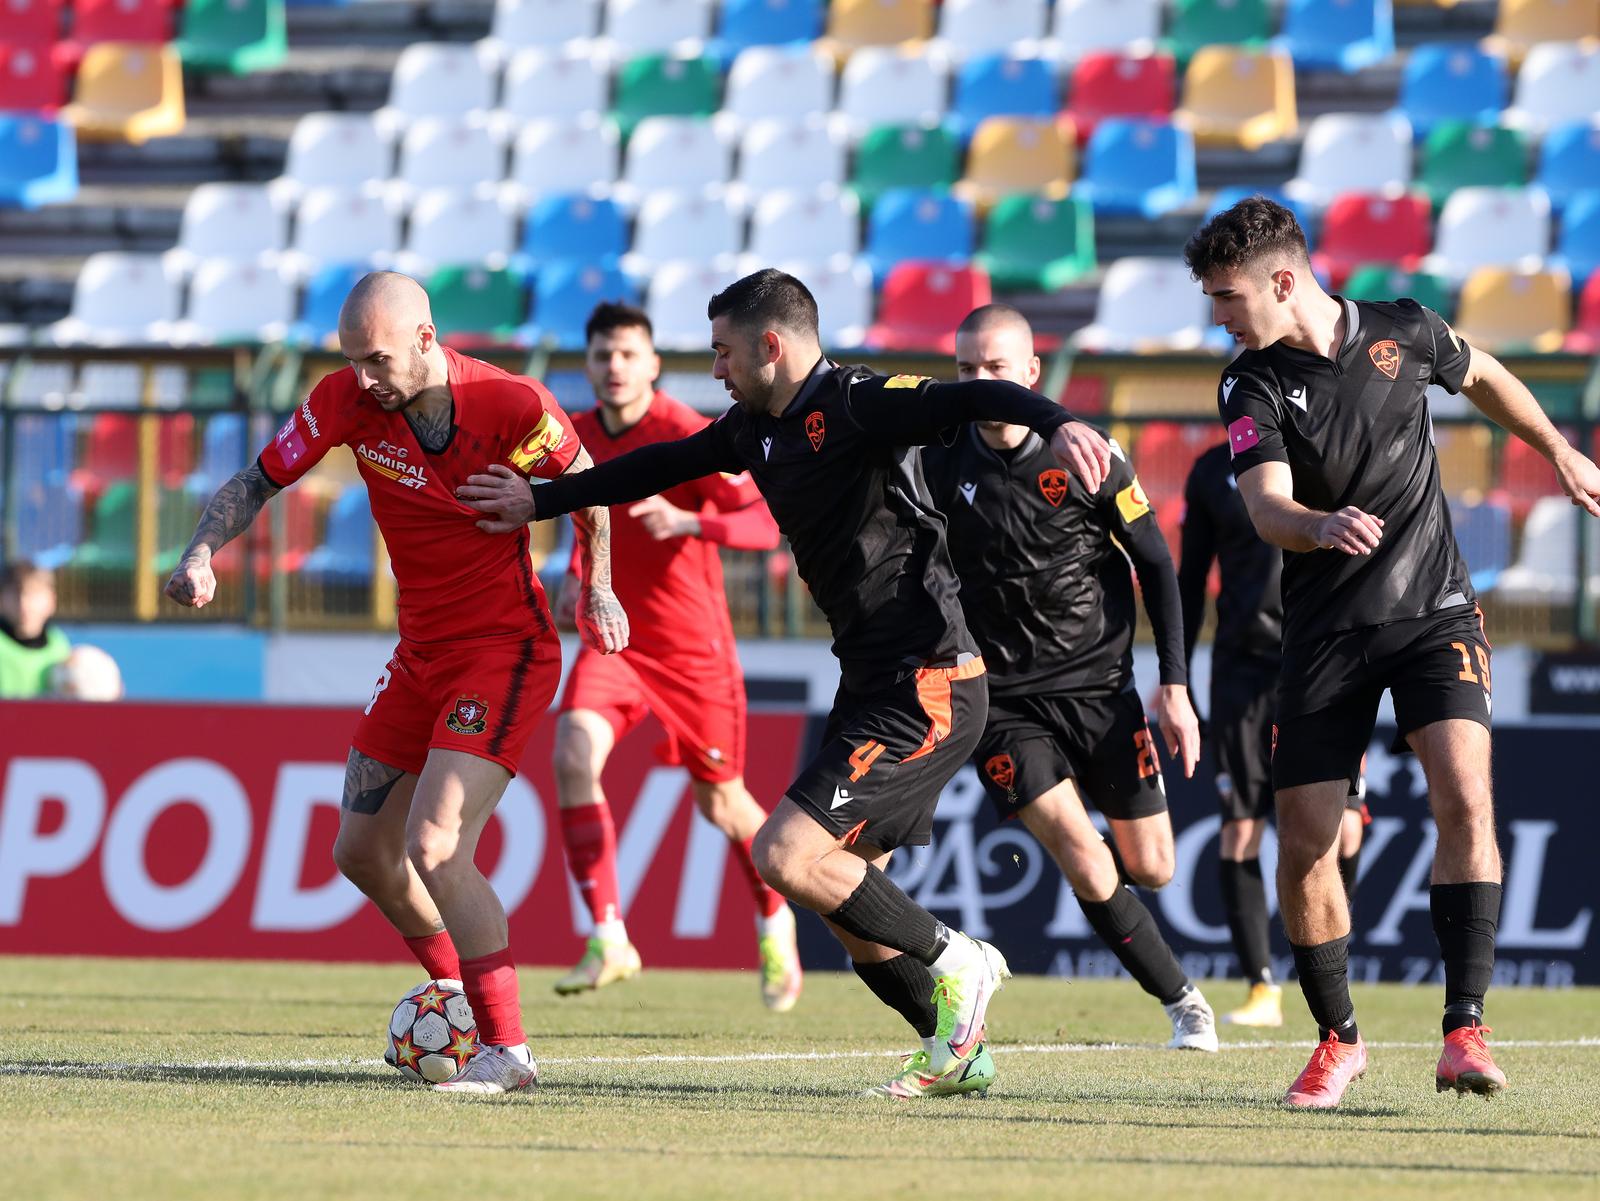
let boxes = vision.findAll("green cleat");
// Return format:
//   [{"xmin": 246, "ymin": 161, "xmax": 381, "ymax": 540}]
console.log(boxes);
[
  {"xmin": 865, "ymin": 1042, "xmax": 996, "ymax": 1100},
  {"xmin": 757, "ymin": 908, "xmax": 803, "ymax": 1013},
  {"xmin": 553, "ymin": 936, "xmax": 641, "ymax": 995}
]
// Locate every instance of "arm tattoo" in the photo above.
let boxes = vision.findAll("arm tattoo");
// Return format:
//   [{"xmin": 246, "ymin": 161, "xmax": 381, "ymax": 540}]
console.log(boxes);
[
  {"xmin": 565, "ymin": 448, "xmax": 614, "ymax": 592},
  {"xmin": 182, "ymin": 462, "xmax": 281, "ymax": 563},
  {"xmin": 405, "ymin": 402, "xmax": 454, "ymax": 454},
  {"xmin": 340, "ymin": 749, "xmax": 408, "ymax": 815}
]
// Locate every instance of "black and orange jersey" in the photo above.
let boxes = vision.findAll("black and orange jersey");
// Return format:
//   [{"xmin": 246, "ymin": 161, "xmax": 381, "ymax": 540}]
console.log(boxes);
[
  {"xmin": 923, "ymin": 424, "xmax": 1187, "ymax": 698},
  {"xmin": 1218, "ymin": 297, "xmax": 1474, "ymax": 648},
  {"xmin": 529, "ymin": 360, "xmax": 1081, "ymax": 688}
]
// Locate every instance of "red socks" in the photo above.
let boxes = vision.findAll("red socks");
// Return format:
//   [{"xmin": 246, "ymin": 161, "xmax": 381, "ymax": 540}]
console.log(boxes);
[
  {"xmin": 736, "ymin": 837, "xmax": 786, "ymax": 919},
  {"xmin": 459, "ymin": 947, "xmax": 525, "ymax": 1048},
  {"xmin": 560, "ymin": 803, "xmax": 622, "ymax": 926},
  {"xmin": 403, "ymin": 929, "xmax": 461, "ymax": 981}
]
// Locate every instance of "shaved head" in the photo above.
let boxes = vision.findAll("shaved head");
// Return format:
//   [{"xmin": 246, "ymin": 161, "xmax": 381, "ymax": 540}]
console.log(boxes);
[
  {"xmin": 337, "ymin": 272, "xmax": 440, "ymax": 412},
  {"xmin": 955, "ymin": 304, "xmax": 1041, "ymax": 448},
  {"xmin": 956, "ymin": 303, "xmax": 1034, "ymax": 348},
  {"xmin": 339, "ymin": 270, "xmax": 432, "ymax": 333}
]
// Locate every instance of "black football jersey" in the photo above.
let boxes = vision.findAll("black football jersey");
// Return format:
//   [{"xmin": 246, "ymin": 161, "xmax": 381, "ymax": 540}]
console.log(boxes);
[
  {"xmin": 1218, "ymin": 297, "xmax": 1474, "ymax": 648},
  {"xmin": 1178, "ymin": 442, "xmax": 1283, "ymax": 666},
  {"xmin": 924, "ymin": 424, "xmax": 1187, "ymax": 698}
]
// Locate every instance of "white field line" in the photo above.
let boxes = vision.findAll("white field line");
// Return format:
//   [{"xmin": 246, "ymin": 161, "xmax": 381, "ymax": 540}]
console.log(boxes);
[{"xmin": 5, "ymin": 1037, "xmax": 1599, "ymax": 1075}]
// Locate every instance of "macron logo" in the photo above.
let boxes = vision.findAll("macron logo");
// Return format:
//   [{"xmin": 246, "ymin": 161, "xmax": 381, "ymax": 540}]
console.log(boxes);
[
  {"xmin": 1285, "ymin": 385, "xmax": 1307, "ymax": 411},
  {"xmin": 761, "ymin": 436, "xmax": 773, "ymax": 460},
  {"xmin": 830, "ymin": 785, "xmax": 853, "ymax": 810},
  {"xmin": 1228, "ymin": 416, "xmax": 1260, "ymax": 457},
  {"xmin": 959, "ymin": 482, "xmax": 977, "ymax": 506},
  {"xmin": 1221, "ymin": 376, "xmax": 1238, "ymax": 403}
]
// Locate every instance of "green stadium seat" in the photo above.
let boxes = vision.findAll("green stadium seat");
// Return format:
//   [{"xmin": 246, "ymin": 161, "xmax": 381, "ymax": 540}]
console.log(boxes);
[
  {"xmin": 428, "ymin": 266, "xmax": 526, "ymax": 347},
  {"xmin": 176, "ymin": 0, "xmax": 289, "ymax": 75},
  {"xmin": 1418, "ymin": 121, "xmax": 1529, "ymax": 208},
  {"xmin": 1163, "ymin": 0, "xmax": 1272, "ymax": 65},
  {"xmin": 72, "ymin": 483, "xmax": 195, "ymax": 572},
  {"xmin": 850, "ymin": 123, "xmax": 960, "ymax": 209},
  {"xmin": 976, "ymin": 193, "xmax": 1096, "ymax": 291},
  {"xmin": 611, "ymin": 53, "xmax": 721, "ymax": 138},
  {"xmin": 1342, "ymin": 264, "xmax": 1455, "ymax": 321}
]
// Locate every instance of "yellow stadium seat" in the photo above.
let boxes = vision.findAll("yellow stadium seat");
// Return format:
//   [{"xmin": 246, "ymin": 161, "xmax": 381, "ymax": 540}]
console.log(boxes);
[
  {"xmin": 953, "ymin": 116, "xmax": 1075, "ymax": 212},
  {"xmin": 61, "ymin": 42, "xmax": 185, "ymax": 144},
  {"xmin": 818, "ymin": 0, "xmax": 933, "ymax": 65},
  {"xmin": 1108, "ymin": 374, "xmax": 1216, "ymax": 417},
  {"xmin": 1454, "ymin": 267, "xmax": 1571, "ymax": 353},
  {"xmin": 1485, "ymin": 0, "xmax": 1600, "ymax": 67},
  {"xmin": 1432, "ymin": 424, "xmax": 1494, "ymax": 496},
  {"xmin": 1176, "ymin": 47, "xmax": 1297, "ymax": 150}
]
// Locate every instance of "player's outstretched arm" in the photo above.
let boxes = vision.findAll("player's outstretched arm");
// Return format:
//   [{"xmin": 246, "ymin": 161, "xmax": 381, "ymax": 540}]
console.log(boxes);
[
  {"xmin": 164, "ymin": 462, "xmax": 281, "ymax": 608},
  {"xmin": 1460, "ymin": 345, "xmax": 1600, "ymax": 518},
  {"xmin": 1235, "ymin": 462, "xmax": 1384, "ymax": 556},
  {"xmin": 562, "ymin": 447, "xmax": 629, "ymax": 655}
]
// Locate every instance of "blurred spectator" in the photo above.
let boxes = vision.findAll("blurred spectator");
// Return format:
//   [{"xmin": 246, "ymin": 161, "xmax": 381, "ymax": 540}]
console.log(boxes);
[{"xmin": 0, "ymin": 559, "xmax": 71, "ymax": 698}]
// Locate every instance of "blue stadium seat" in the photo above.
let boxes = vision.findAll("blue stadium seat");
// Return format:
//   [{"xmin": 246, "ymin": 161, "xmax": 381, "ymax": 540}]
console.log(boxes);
[
  {"xmin": 523, "ymin": 261, "xmax": 640, "ymax": 350},
  {"xmin": 1396, "ymin": 43, "xmax": 1508, "ymax": 140},
  {"xmin": 1074, "ymin": 118, "xmax": 1195, "ymax": 218},
  {"xmin": 1450, "ymin": 495, "xmax": 1511, "ymax": 593},
  {"xmin": 303, "ymin": 486, "xmax": 375, "ymax": 585},
  {"xmin": 289, "ymin": 263, "xmax": 367, "ymax": 349},
  {"xmin": 11, "ymin": 412, "xmax": 77, "ymax": 487},
  {"xmin": 187, "ymin": 412, "xmax": 248, "ymax": 499},
  {"xmin": 0, "ymin": 116, "xmax": 77, "ymax": 209},
  {"xmin": 706, "ymin": 0, "xmax": 823, "ymax": 66},
  {"xmin": 515, "ymin": 194, "xmax": 628, "ymax": 275},
  {"xmin": 863, "ymin": 188, "xmax": 976, "ymax": 287},
  {"xmin": 948, "ymin": 54, "xmax": 1058, "ymax": 143},
  {"xmin": 1277, "ymin": 0, "xmax": 1394, "ymax": 73},
  {"xmin": 14, "ymin": 478, "xmax": 83, "ymax": 569},
  {"xmin": 1206, "ymin": 187, "xmax": 1316, "ymax": 250},
  {"xmin": 1536, "ymin": 121, "xmax": 1600, "ymax": 214},
  {"xmin": 1554, "ymin": 193, "xmax": 1600, "ymax": 291}
]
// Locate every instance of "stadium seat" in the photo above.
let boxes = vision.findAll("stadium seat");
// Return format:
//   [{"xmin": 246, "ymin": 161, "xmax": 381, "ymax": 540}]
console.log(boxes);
[
  {"xmin": 1176, "ymin": 47, "xmax": 1296, "ymax": 150},
  {"xmin": 1396, "ymin": 43, "xmax": 1508, "ymax": 139},
  {"xmin": 400, "ymin": 190, "xmax": 517, "ymax": 275},
  {"xmin": 6, "ymin": 359, "xmax": 76, "ymax": 408},
  {"xmin": 1496, "ymin": 426, "xmax": 1576, "ymax": 519},
  {"xmin": 721, "ymin": 45, "xmax": 834, "ymax": 126},
  {"xmin": 498, "ymin": 50, "xmax": 610, "ymax": 124},
  {"xmin": 0, "ymin": 41, "xmax": 68, "ymax": 113},
  {"xmin": 508, "ymin": 117, "xmax": 620, "ymax": 201},
  {"xmin": 1486, "ymin": 0, "xmax": 1600, "ymax": 68},
  {"xmin": 600, "ymin": 0, "xmax": 714, "ymax": 56},
  {"xmin": 953, "ymin": 116, "xmax": 1074, "ymax": 210},
  {"xmin": 977, "ymin": 192, "xmax": 1095, "ymax": 290},
  {"xmin": 176, "ymin": 0, "xmax": 288, "ymax": 74},
  {"xmin": 1074, "ymin": 257, "xmax": 1211, "ymax": 351},
  {"xmin": 785, "ymin": 257, "xmax": 872, "ymax": 347},
  {"xmin": 1065, "ymin": 52, "xmax": 1176, "ymax": 147},
  {"xmin": 382, "ymin": 43, "xmax": 496, "ymax": 127},
  {"xmin": 1495, "ymin": 495, "xmax": 1591, "ymax": 603},
  {"xmin": 169, "ymin": 183, "xmax": 287, "ymax": 273},
  {"xmin": 60, "ymin": 42, "xmax": 185, "ymax": 142},
  {"xmin": 427, "ymin": 265, "xmax": 526, "ymax": 347},
  {"xmin": 286, "ymin": 187, "xmax": 400, "ymax": 278},
  {"xmin": 1277, "ymin": 0, "xmax": 1394, "ymax": 73},
  {"xmin": 1426, "ymin": 186, "xmax": 1550, "ymax": 281},
  {"xmin": 523, "ymin": 260, "xmax": 639, "ymax": 349},
  {"xmin": 1131, "ymin": 421, "xmax": 1216, "ymax": 505},
  {"xmin": 1432, "ymin": 422, "xmax": 1494, "ymax": 494},
  {"xmin": 277, "ymin": 112, "xmax": 390, "ymax": 199},
  {"xmin": 1536, "ymin": 121, "xmax": 1600, "ymax": 214},
  {"xmin": 1075, "ymin": 118, "xmax": 1195, "ymax": 218},
  {"xmin": 1449, "ymin": 495, "xmax": 1512, "ymax": 592},
  {"xmin": 626, "ymin": 190, "xmax": 741, "ymax": 269},
  {"xmin": 1505, "ymin": 41, "xmax": 1600, "ymax": 137},
  {"xmin": 1164, "ymin": 0, "xmax": 1272, "ymax": 65},
  {"xmin": 49, "ymin": 252, "xmax": 180, "ymax": 344},
  {"xmin": 836, "ymin": 46, "xmax": 948, "ymax": 135},
  {"xmin": 484, "ymin": 0, "xmax": 602, "ymax": 57},
  {"xmin": 706, "ymin": 0, "xmax": 824, "ymax": 66},
  {"xmin": 72, "ymin": 480, "xmax": 138, "ymax": 570},
  {"xmin": 15, "ymin": 479, "xmax": 84, "ymax": 569},
  {"xmin": 1553, "ymin": 193, "xmax": 1600, "ymax": 287},
  {"xmin": 1312, "ymin": 192, "xmax": 1432, "ymax": 287},
  {"xmin": 611, "ymin": 53, "xmax": 721, "ymax": 137},
  {"xmin": 0, "ymin": 115, "xmax": 77, "ymax": 208},
  {"xmin": 864, "ymin": 262, "xmax": 991, "ymax": 353},
  {"xmin": 748, "ymin": 189, "xmax": 859, "ymax": 263},
  {"xmin": 1047, "ymin": 0, "xmax": 1161, "ymax": 58},
  {"xmin": 947, "ymin": 54, "xmax": 1057, "ymax": 144},
  {"xmin": 621, "ymin": 116, "xmax": 731, "ymax": 196},
  {"xmin": 1417, "ymin": 121, "xmax": 1529, "ymax": 208},
  {"xmin": 1342, "ymin": 264, "xmax": 1453, "ymax": 318},
  {"xmin": 1286, "ymin": 112, "xmax": 1412, "ymax": 210},
  {"xmin": 5, "ymin": 0, "xmax": 63, "ymax": 44},
  {"xmin": 394, "ymin": 118, "xmax": 504, "ymax": 199},
  {"xmin": 849, "ymin": 123, "xmax": 959, "ymax": 208},
  {"xmin": 67, "ymin": 0, "xmax": 172, "ymax": 49},
  {"xmin": 863, "ymin": 188, "xmax": 975, "ymax": 284},
  {"xmin": 517, "ymin": 193, "xmax": 628, "ymax": 270},
  {"xmin": 74, "ymin": 411, "xmax": 195, "ymax": 489},
  {"xmin": 75, "ymin": 361, "xmax": 146, "ymax": 408},
  {"xmin": 173, "ymin": 258, "xmax": 295, "ymax": 345},
  {"xmin": 735, "ymin": 118, "xmax": 847, "ymax": 198},
  {"xmin": 288, "ymin": 262, "xmax": 367, "ymax": 348},
  {"xmin": 934, "ymin": 0, "xmax": 1048, "ymax": 60},
  {"xmin": 646, "ymin": 260, "xmax": 741, "ymax": 349},
  {"xmin": 303, "ymin": 485, "xmax": 377, "ymax": 586},
  {"xmin": 819, "ymin": 0, "xmax": 934, "ymax": 63},
  {"xmin": 1565, "ymin": 267, "xmax": 1600, "ymax": 353}
]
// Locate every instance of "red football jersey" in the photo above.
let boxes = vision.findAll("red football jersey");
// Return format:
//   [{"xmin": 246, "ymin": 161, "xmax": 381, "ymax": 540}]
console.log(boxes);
[
  {"xmin": 258, "ymin": 347, "xmax": 579, "ymax": 645},
  {"xmin": 571, "ymin": 392, "xmax": 777, "ymax": 661}
]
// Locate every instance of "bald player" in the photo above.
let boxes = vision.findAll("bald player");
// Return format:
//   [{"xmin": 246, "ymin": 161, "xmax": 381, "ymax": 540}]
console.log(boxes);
[{"xmin": 167, "ymin": 272, "xmax": 627, "ymax": 1095}]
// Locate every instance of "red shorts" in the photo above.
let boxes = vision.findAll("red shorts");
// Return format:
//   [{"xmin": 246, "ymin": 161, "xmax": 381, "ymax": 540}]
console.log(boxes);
[
  {"xmin": 558, "ymin": 646, "xmax": 745, "ymax": 783},
  {"xmin": 353, "ymin": 634, "xmax": 560, "ymax": 776}
]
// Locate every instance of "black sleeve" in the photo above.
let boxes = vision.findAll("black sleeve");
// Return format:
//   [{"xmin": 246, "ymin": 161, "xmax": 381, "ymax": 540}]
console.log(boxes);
[
  {"xmin": 1418, "ymin": 302, "xmax": 1472, "ymax": 394},
  {"xmin": 531, "ymin": 422, "xmax": 738, "ymax": 520},
  {"xmin": 1096, "ymin": 455, "xmax": 1187, "ymax": 687},
  {"xmin": 846, "ymin": 373, "xmax": 1075, "ymax": 446},
  {"xmin": 1176, "ymin": 461, "xmax": 1216, "ymax": 671}
]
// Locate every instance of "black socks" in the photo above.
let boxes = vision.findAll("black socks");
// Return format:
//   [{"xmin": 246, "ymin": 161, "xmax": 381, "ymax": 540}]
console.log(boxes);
[
  {"xmin": 1078, "ymin": 887, "xmax": 1191, "ymax": 1007},
  {"xmin": 828, "ymin": 865, "xmax": 950, "ymax": 965},
  {"xmin": 1432, "ymin": 882, "xmax": 1501, "ymax": 1035},
  {"xmin": 1219, "ymin": 857, "xmax": 1273, "ymax": 984},
  {"xmin": 1291, "ymin": 935, "xmax": 1359, "ymax": 1044},
  {"xmin": 853, "ymin": 955, "xmax": 939, "ymax": 1038}
]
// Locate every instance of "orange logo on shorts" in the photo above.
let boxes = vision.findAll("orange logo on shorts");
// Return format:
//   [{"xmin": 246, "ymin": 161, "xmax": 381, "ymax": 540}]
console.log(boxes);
[
  {"xmin": 1038, "ymin": 469, "xmax": 1069, "ymax": 507},
  {"xmin": 805, "ymin": 411, "xmax": 826, "ymax": 452},
  {"xmin": 985, "ymin": 753, "xmax": 1016, "ymax": 790},
  {"xmin": 446, "ymin": 695, "xmax": 489, "ymax": 735},
  {"xmin": 1368, "ymin": 339, "xmax": 1401, "ymax": 380}
]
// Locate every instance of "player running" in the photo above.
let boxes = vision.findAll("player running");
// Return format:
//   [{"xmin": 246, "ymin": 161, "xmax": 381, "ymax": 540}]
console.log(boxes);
[
  {"xmin": 457, "ymin": 269, "xmax": 1112, "ymax": 1098},
  {"xmin": 1178, "ymin": 442, "xmax": 1370, "ymax": 1028},
  {"xmin": 923, "ymin": 304, "xmax": 1217, "ymax": 1053},
  {"xmin": 1186, "ymin": 198, "xmax": 1600, "ymax": 1107},
  {"xmin": 550, "ymin": 301, "xmax": 802, "ymax": 1011},
  {"xmin": 166, "ymin": 272, "xmax": 627, "ymax": 1095}
]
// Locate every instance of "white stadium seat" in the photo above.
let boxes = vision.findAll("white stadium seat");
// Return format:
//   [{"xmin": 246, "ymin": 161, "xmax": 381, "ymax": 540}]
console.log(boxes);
[
  {"xmin": 1047, "ymin": 0, "xmax": 1160, "ymax": 59},
  {"xmin": 393, "ymin": 118, "xmax": 504, "ymax": 198},
  {"xmin": 771, "ymin": 257, "xmax": 873, "ymax": 348},
  {"xmin": 277, "ymin": 112, "xmax": 390, "ymax": 198},
  {"xmin": 600, "ymin": 0, "xmax": 713, "ymax": 56},
  {"xmin": 1074, "ymin": 256, "xmax": 1211, "ymax": 351},
  {"xmin": 497, "ymin": 49, "xmax": 609, "ymax": 125},
  {"xmin": 621, "ymin": 116, "xmax": 731, "ymax": 197},
  {"xmin": 721, "ymin": 46, "xmax": 834, "ymax": 127},
  {"xmin": 647, "ymin": 260, "xmax": 741, "ymax": 349},
  {"xmin": 1506, "ymin": 41, "xmax": 1600, "ymax": 136},
  {"xmin": 935, "ymin": 0, "xmax": 1049, "ymax": 61},
  {"xmin": 50, "ymin": 253, "xmax": 182, "ymax": 346},
  {"xmin": 1425, "ymin": 186, "xmax": 1551, "ymax": 281},
  {"xmin": 837, "ymin": 46, "xmax": 949, "ymax": 137},
  {"xmin": 485, "ymin": 0, "xmax": 602, "ymax": 57},
  {"xmin": 735, "ymin": 118, "xmax": 847, "ymax": 199},
  {"xmin": 627, "ymin": 190, "xmax": 742, "ymax": 269},
  {"xmin": 168, "ymin": 183, "xmax": 287, "ymax": 275},
  {"xmin": 748, "ymin": 189, "xmax": 859, "ymax": 263},
  {"xmin": 399, "ymin": 189, "xmax": 517, "ymax": 274},
  {"xmin": 1286, "ymin": 112, "xmax": 1413, "ymax": 210},
  {"xmin": 287, "ymin": 187, "xmax": 402, "ymax": 277},
  {"xmin": 172, "ymin": 259, "xmax": 295, "ymax": 345},
  {"xmin": 508, "ymin": 116, "xmax": 621, "ymax": 201},
  {"xmin": 1495, "ymin": 496, "xmax": 1598, "ymax": 604},
  {"xmin": 382, "ymin": 43, "xmax": 497, "ymax": 129}
]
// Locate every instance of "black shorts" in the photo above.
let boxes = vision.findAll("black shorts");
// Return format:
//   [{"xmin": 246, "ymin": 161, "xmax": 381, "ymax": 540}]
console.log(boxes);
[
  {"xmin": 788, "ymin": 657, "xmax": 988, "ymax": 851},
  {"xmin": 975, "ymin": 687, "xmax": 1169, "ymax": 822},
  {"xmin": 1211, "ymin": 654, "xmax": 1278, "ymax": 823},
  {"xmin": 1274, "ymin": 604, "xmax": 1492, "ymax": 792}
]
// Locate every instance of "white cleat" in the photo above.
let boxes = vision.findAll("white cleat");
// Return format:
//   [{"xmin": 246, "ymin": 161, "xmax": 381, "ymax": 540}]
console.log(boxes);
[
  {"xmin": 433, "ymin": 1043, "xmax": 538, "ymax": 1095},
  {"xmin": 1165, "ymin": 988, "xmax": 1220, "ymax": 1052},
  {"xmin": 757, "ymin": 905, "xmax": 804, "ymax": 1013},
  {"xmin": 927, "ymin": 934, "xmax": 1011, "ymax": 1077}
]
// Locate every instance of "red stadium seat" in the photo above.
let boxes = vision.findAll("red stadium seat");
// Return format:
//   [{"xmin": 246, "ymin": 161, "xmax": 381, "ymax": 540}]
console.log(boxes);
[
  {"xmin": 71, "ymin": 411, "xmax": 195, "ymax": 497},
  {"xmin": 6, "ymin": 0, "xmax": 65, "ymax": 43},
  {"xmin": 69, "ymin": 0, "xmax": 174, "ymax": 45},
  {"xmin": 1564, "ymin": 269, "xmax": 1600, "ymax": 354},
  {"xmin": 1131, "ymin": 421, "xmax": 1217, "ymax": 506},
  {"xmin": 864, "ymin": 262, "xmax": 993, "ymax": 353},
  {"xmin": 1065, "ymin": 51, "xmax": 1177, "ymax": 146},
  {"xmin": 1311, "ymin": 192, "xmax": 1432, "ymax": 289},
  {"xmin": 1493, "ymin": 426, "xmax": 1577, "ymax": 521},
  {"xmin": 0, "ymin": 41, "xmax": 69, "ymax": 113}
]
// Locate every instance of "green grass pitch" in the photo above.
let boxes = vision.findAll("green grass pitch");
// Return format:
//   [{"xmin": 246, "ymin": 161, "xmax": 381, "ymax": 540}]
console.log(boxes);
[{"xmin": 4, "ymin": 955, "xmax": 1597, "ymax": 1200}]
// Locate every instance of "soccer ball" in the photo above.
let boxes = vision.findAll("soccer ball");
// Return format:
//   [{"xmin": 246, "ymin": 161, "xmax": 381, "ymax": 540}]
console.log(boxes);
[
  {"xmin": 52, "ymin": 645, "xmax": 124, "ymax": 701},
  {"xmin": 384, "ymin": 978, "xmax": 478, "ymax": 1083}
]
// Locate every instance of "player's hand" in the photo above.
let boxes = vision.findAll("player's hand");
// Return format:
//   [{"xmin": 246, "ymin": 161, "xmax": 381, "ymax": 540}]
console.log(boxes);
[
  {"xmin": 1313, "ymin": 506, "xmax": 1384, "ymax": 555},
  {"xmin": 457, "ymin": 463, "xmax": 536, "ymax": 532},
  {"xmin": 553, "ymin": 571, "xmax": 580, "ymax": 632},
  {"xmin": 1553, "ymin": 444, "xmax": 1600, "ymax": 518},
  {"xmin": 627, "ymin": 495, "xmax": 701, "ymax": 541},
  {"xmin": 164, "ymin": 550, "xmax": 216, "ymax": 608},
  {"xmin": 1154, "ymin": 684, "xmax": 1201, "ymax": 779},
  {"xmin": 1049, "ymin": 422, "xmax": 1112, "ymax": 494},
  {"xmin": 578, "ymin": 584, "xmax": 629, "ymax": 654}
]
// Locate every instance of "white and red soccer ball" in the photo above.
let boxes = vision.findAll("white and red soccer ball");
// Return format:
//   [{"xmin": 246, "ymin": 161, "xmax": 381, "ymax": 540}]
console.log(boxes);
[{"xmin": 385, "ymin": 978, "xmax": 478, "ymax": 1083}]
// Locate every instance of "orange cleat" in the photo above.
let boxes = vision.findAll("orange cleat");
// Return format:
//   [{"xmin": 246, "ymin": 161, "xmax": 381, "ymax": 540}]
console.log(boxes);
[
  {"xmin": 1436, "ymin": 1025, "xmax": 1508, "ymax": 1096},
  {"xmin": 1284, "ymin": 1033, "xmax": 1367, "ymax": 1108}
]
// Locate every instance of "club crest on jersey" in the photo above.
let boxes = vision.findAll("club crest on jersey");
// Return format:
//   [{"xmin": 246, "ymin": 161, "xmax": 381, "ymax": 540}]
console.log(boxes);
[
  {"xmin": 1038, "ymin": 468, "xmax": 1069, "ymax": 506},
  {"xmin": 446, "ymin": 695, "xmax": 490, "ymax": 735},
  {"xmin": 985, "ymin": 753, "xmax": 1015, "ymax": 790},
  {"xmin": 1368, "ymin": 339, "xmax": 1401, "ymax": 380},
  {"xmin": 510, "ymin": 412, "xmax": 567, "ymax": 471},
  {"xmin": 805, "ymin": 411, "xmax": 826, "ymax": 452}
]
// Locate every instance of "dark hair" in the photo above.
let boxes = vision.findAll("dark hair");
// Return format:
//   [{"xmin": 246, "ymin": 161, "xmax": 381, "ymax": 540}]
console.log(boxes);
[
  {"xmin": 706, "ymin": 269, "xmax": 819, "ymax": 339},
  {"xmin": 0, "ymin": 559, "xmax": 47, "ymax": 592},
  {"xmin": 957, "ymin": 302, "xmax": 1032, "ymax": 339},
  {"xmin": 1183, "ymin": 197, "xmax": 1311, "ymax": 281},
  {"xmin": 584, "ymin": 300, "xmax": 653, "ymax": 346}
]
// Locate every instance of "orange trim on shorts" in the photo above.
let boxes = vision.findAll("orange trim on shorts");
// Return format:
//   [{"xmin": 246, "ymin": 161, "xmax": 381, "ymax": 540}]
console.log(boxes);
[
  {"xmin": 842, "ymin": 819, "xmax": 869, "ymax": 847},
  {"xmin": 903, "ymin": 656, "xmax": 986, "ymax": 764}
]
